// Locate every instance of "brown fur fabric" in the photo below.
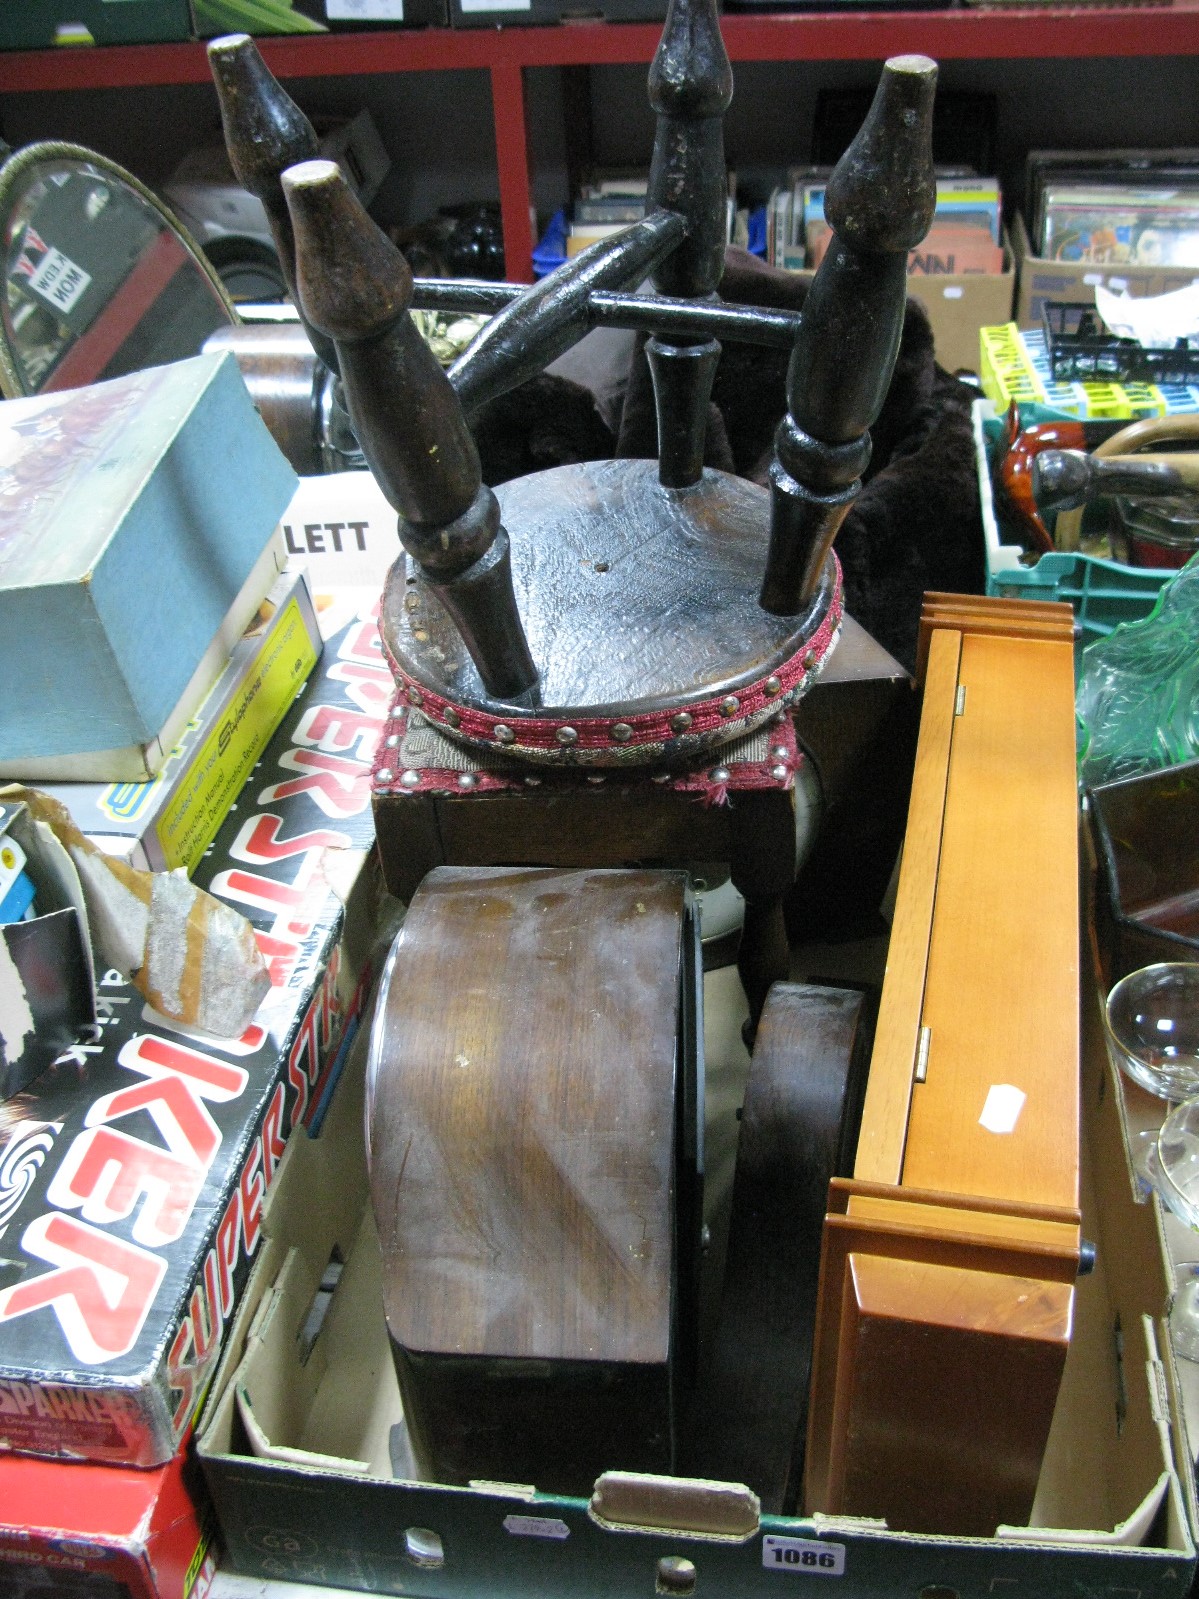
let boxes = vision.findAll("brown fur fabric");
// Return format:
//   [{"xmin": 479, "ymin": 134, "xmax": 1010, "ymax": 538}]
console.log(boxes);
[{"xmin": 472, "ymin": 371, "xmax": 616, "ymax": 487}]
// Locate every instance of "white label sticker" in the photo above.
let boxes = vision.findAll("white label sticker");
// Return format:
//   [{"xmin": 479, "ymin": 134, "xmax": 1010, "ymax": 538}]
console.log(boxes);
[
  {"xmin": 28, "ymin": 248, "xmax": 92, "ymax": 314},
  {"xmin": 762, "ymin": 1537, "xmax": 845, "ymax": 1575},
  {"xmin": 979, "ymin": 1082, "xmax": 1026, "ymax": 1135},
  {"xmin": 503, "ymin": 1515, "xmax": 570, "ymax": 1541},
  {"xmin": 460, "ymin": 0, "xmax": 533, "ymax": 12},
  {"xmin": 327, "ymin": 0, "xmax": 406, "ymax": 17},
  {"xmin": 942, "ymin": 285, "xmax": 964, "ymax": 299}
]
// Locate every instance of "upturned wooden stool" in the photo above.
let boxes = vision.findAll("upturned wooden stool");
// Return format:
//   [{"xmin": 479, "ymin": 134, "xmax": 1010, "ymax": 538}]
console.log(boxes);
[{"xmin": 208, "ymin": 18, "xmax": 938, "ymax": 1028}]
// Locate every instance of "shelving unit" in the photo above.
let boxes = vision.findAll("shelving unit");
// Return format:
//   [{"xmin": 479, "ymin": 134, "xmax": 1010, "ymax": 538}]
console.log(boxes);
[{"xmin": 2, "ymin": 6, "xmax": 1198, "ymax": 278}]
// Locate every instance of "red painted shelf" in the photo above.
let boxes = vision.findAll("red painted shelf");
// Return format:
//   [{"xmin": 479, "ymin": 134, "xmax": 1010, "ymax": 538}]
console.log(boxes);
[
  {"xmin": 3, "ymin": 7, "xmax": 1195, "ymax": 277},
  {"xmin": 1, "ymin": 6, "xmax": 1197, "ymax": 90}
]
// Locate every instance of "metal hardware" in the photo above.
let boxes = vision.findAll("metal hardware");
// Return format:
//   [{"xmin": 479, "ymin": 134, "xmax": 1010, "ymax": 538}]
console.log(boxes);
[{"xmin": 914, "ymin": 1025, "xmax": 932, "ymax": 1083}]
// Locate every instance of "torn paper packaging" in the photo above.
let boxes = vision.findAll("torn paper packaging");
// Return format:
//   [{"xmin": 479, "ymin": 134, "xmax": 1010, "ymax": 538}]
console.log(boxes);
[
  {"xmin": 0, "ymin": 787, "xmax": 270, "ymax": 1063},
  {"xmin": 1095, "ymin": 280, "xmax": 1199, "ymax": 349}
]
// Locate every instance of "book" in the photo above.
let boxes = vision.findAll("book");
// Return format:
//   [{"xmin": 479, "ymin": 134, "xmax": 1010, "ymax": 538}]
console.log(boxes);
[
  {"xmin": 1025, "ymin": 148, "xmax": 1199, "ymax": 251},
  {"xmin": 804, "ymin": 176, "xmax": 1003, "ymax": 270},
  {"xmin": 932, "ymin": 176, "xmax": 1002, "ymax": 241},
  {"xmin": 574, "ymin": 197, "xmax": 646, "ymax": 224},
  {"xmin": 35, "ymin": 566, "xmax": 321, "ymax": 874},
  {"xmin": 768, "ymin": 183, "xmax": 797, "ymax": 269},
  {"xmin": 907, "ymin": 225, "xmax": 1006, "ymax": 275},
  {"xmin": 0, "ymin": 352, "xmax": 298, "ymax": 774},
  {"xmin": 565, "ymin": 222, "xmax": 631, "ymax": 256},
  {"xmin": 0, "ymin": 528, "xmax": 286, "ymax": 782},
  {"xmin": 807, "ymin": 219, "xmax": 1005, "ymax": 274}
]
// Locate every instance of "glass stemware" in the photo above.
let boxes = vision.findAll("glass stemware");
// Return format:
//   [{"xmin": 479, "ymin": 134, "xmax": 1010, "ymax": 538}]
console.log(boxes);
[
  {"xmin": 1104, "ymin": 963, "xmax": 1199, "ymax": 1364},
  {"xmin": 1105, "ymin": 962, "xmax": 1199, "ymax": 1102}
]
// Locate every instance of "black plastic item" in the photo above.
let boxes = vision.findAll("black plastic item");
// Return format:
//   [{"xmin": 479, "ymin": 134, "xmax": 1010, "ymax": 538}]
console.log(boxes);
[
  {"xmin": 1089, "ymin": 760, "xmax": 1199, "ymax": 985},
  {"xmin": 812, "ymin": 87, "xmax": 995, "ymax": 173},
  {"xmin": 1043, "ymin": 299, "xmax": 1199, "ymax": 386},
  {"xmin": 203, "ymin": 236, "xmax": 289, "ymax": 303},
  {"xmin": 442, "ymin": 205, "xmax": 506, "ymax": 282}
]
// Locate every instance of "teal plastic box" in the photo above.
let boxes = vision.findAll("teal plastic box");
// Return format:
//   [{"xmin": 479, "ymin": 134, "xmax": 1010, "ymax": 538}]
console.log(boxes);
[
  {"xmin": 975, "ymin": 399, "xmax": 1173, "ymax": 649},
  {"xmin": 0, "ymin": 352, "xmax": 297, "ymax": 766},
  {"xmin": 0, "ymin": 1, "xmax": 191, "ymax": 48}
]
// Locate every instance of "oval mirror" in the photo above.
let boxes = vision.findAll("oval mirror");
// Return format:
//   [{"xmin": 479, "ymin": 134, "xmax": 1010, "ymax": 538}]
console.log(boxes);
[{"xmin": 0, "ymin": 140, "xmax": 237, "ymax": 398}]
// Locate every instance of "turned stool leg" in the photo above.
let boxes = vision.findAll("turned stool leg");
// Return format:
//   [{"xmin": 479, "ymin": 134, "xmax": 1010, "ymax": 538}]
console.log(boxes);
[
  {"xmin": 760, "ymin": 56, "xmax": 938, "ymax": 615},
  {"xmin": 728, "ymin": 788, "xmax": 799, "ymax": 1043},
  {"xmin": 280, "ymin": 161, "xmax": 540, "ymax": 705},
  {"xmin": 644, "ymin": 0, "xmax": 732, "ymax": 488},
  {"xmin": 207, "ymin": 34, "xmax": 340, "ymax": 379}
]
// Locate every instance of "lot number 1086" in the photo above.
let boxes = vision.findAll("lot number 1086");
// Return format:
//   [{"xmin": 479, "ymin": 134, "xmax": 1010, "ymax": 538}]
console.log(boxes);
[{"xmin": 761, "ymin": 1537, "xmax": 845, "ymax": 1576}]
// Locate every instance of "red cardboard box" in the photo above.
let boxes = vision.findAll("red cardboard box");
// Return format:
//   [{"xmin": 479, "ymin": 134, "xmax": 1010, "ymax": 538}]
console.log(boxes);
[{"xmin": 0, "ymin": 1443, "xmax": 216, "ymax": 1599}]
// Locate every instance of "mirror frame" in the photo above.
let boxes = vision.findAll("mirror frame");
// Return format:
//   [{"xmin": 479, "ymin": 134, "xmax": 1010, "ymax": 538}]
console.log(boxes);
[{"xmin": 0, "ymin": 139, "xmax": 238, "ymax": 399}]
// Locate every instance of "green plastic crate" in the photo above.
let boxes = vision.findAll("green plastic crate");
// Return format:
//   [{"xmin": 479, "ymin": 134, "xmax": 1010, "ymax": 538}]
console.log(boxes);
[{"xmin": 974, "ymin": 399, "xmax": 1173, "ymax": 649}]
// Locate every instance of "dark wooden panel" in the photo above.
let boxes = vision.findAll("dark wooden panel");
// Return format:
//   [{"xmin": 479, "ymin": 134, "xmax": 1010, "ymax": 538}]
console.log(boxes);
[
  {"xmin": 680, "ymin": 981, "xmax": 873, "ymax": 1511},
  {"xmin": 433, "ymin": 786, "xmax": 739, "ymax": 869},
  {"xmin": 367, "ymin": 865, "xmax": 693, "ymax": 1491}
]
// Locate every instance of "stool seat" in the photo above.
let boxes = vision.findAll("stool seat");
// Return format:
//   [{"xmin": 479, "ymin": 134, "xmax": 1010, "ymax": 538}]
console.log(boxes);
[{"xmin": 381, "ymin": 460, "xmax": 842, "ymax": 767}]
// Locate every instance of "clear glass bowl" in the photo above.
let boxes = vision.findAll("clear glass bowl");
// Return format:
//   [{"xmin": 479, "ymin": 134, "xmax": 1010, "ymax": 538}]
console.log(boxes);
[
  {"xmin": 1156, "ymin": 1097, "xmax": 1199, "ymax": 1232},
  {"xmin": 1104, "ymin": 962, "xmax": 1199, "ymax": 1100}
]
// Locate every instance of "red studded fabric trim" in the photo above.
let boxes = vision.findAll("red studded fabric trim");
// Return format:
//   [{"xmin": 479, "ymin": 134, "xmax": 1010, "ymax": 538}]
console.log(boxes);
[
  {"xmin": 372, "ymin": 702, "xmax": 802, "ymax": 807},
  {"xmin": 379, "ymin": 558, "xmax": 841, "ymax": 762}
]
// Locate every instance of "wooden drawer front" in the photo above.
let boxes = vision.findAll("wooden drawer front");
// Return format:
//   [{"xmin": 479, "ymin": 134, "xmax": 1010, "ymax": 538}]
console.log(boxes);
[{"xmin": 902, "ymin": 629, "xmax": 1080, "ymax": 1209}]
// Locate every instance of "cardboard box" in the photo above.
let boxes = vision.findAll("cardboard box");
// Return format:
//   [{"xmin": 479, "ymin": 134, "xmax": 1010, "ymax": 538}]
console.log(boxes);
[
  {"xmin": 0, "ymin": 595, "xmax": 392, "ymax": 1468},
  {"xmin": 904, "ymin": 234, "xmax": 1015, "ymax": 376},
  {"xmin": 1014, "ymin": 210, "xmax": 1199, "ymax": 331},
  {"xmin": 280, "ymin": 470, "xmax": 400, "ymax": 592},
  {"xmin": 0, "ymin": 354, "xmax": 297, "ymax": 771},
  {"xmin": 0, "ymin": 534, "xmax": 289, "ymax": 786},
  {"xmin": 196, "ymin": 954, "xmax": 1197, "ymax": 1598},
  {"xmin": 35, "ymin": 567, "xmax": 322, "ymax": 873},
  {"xmin": 0, "ymin": 1019, "xmax": 376, "ymax": 1599},
  {"xmin": 0, "ymin": 1443, "xmax": 216, "ymax": 1599},
  {"xmin": 0, "ymin": 0, "xmax": 190, "ymax": 47}
]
